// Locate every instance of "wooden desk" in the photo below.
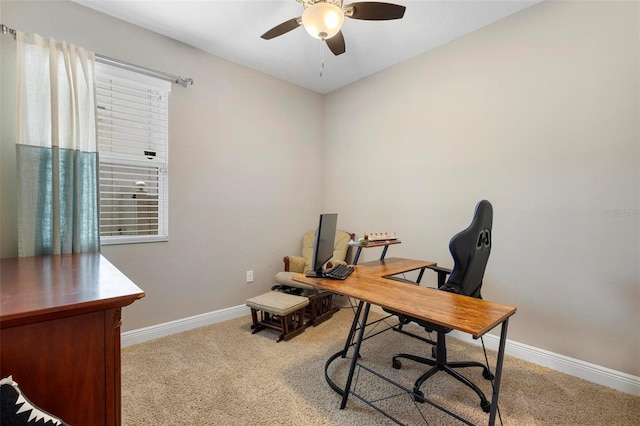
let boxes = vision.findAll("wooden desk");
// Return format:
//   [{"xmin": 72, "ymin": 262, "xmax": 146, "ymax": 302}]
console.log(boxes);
[
  {"xmin": 293, "ymin": 257, "xmax": 517, "ymax": 425},
  {"xmin": 0, "ymin": 253, "xmax": 145, "ymax": 425}
]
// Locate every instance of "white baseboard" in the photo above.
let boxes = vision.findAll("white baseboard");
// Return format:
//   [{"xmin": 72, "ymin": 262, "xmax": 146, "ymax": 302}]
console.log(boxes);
[
  {"xmin": 121, "ymin": 305, "xmax": 639, "ymax": 397},
  {"xmin": 121, "ymin": 304, "xmax": 250, "ymax": 348},
  {"xmin": 449, "ymin": 330, "xmax": 640, "ymax": 396}
]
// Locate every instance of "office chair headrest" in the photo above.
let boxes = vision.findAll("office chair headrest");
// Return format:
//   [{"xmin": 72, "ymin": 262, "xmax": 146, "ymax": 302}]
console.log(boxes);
[{"xmin": 441, "ymin": 200, "xmax": 493, "ymax": 297}]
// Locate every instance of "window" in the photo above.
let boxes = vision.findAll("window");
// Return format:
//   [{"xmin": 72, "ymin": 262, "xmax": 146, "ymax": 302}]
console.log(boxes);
[{"xmin": 96, "ymin": 63, "xmax": 171, "ymax": 244}]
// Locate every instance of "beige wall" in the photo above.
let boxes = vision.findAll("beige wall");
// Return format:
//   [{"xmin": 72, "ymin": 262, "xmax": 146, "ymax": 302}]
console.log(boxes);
[
  {"xmin": 324, "ymin": 0, "xmax": 639, "ymax": 376},
  {"xmin": 0, "ymin": 0, "xmax": 325, "ymax": 329},
  {"xmin": 1, "ymin": 1, "xmax": 638, "ymax": 377}
]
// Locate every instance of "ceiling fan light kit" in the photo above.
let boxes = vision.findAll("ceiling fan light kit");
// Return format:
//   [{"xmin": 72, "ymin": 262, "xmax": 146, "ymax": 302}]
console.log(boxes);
[
  {"xmin": 302, "ymin": 1, "xmax": 345, "ymax": 40},
  {"xmin": 261, "ymin": 0, "xmax": 406, "ymax": 57}
]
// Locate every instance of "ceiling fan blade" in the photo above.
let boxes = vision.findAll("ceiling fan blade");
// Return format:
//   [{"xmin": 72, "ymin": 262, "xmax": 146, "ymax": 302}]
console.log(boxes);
[
  {"xmin": 326, "ymin": 31, "xmax": 346, "ymax": 56},
  {"xmin": 346, "ymin": 2, "xmax": 406, "ymax": 21},
  {"xmin": 261, "ymin": 17, "xmax": 301, "ymax": 40}
]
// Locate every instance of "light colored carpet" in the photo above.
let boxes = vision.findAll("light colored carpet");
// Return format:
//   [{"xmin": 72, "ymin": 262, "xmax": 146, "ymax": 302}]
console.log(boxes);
[{"xmin": 121, "ymin": 307, "xmax": 639, "ymax": 425}]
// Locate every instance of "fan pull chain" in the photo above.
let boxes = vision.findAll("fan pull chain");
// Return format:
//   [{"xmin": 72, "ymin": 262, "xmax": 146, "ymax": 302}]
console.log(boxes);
[{"xmin": 319, "ymin": 39, "xmax": 325, "ymax": 77}]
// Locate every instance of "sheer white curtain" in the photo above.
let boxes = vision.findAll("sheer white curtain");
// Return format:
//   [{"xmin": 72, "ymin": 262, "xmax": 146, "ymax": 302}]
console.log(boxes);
[{"xmin": 16, "ymin": 31, "xmax": 99, "ymax": 256}]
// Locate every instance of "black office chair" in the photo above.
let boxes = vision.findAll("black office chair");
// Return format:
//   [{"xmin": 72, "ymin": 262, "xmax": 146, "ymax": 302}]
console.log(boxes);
[{"xmin": 391, "ymin": 200, "xmax": 495, "ymax": 412}]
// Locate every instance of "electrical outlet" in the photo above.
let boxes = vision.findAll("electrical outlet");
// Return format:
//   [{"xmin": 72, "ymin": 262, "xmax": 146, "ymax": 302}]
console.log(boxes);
[{"xmin": 246, "ymin": 270, "xmax": 254, "ymax": 283}]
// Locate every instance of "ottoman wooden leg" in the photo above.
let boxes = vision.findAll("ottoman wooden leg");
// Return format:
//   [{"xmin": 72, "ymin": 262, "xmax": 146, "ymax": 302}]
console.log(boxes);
[
  {"xmin": 308, "ymin": 292, "xmax": 340, "ymax": 326},
  {"xmin": 250, "ymin": 308, "xmax": 266, "ymax": 334},
  {"xmin": 279, "ymin": 308, "xmax": 307, "ymax": 342}
]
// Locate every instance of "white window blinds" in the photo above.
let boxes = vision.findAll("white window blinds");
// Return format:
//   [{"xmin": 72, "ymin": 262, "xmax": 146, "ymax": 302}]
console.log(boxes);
[{"xmin": 96, "ymin": 62, "xmax": 171, "ymax": 244}]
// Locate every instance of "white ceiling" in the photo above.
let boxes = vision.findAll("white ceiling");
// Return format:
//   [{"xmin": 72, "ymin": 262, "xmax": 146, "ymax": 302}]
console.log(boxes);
[{"xmin": 74, "ymin": 0, "xmax": 541, "ymax": 94}]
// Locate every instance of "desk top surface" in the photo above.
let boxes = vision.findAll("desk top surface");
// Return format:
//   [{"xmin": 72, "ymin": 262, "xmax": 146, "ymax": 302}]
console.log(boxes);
[
  {"xmin": 1, "ymin": 253, "xmax": 144, "ymax": 326},
  {"xmin": 293, "ymin": 257, "xmax": 516, "ymax": 337}
]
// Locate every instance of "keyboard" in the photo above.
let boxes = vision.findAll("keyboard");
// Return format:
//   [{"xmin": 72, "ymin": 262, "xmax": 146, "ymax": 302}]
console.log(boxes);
[{"xmin": 324, "ymin": 264, "xmax": 354, "ymax": 280}]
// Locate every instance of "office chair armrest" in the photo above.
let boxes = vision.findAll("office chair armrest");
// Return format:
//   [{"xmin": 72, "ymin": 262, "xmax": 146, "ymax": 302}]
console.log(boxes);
[
  {"xmin": 427, "ymin": 265, "xmax": 451, "ymax": 288},
  {"xmin": 283, "ymin": 256, "xmax": 306, "ymax": 273}
]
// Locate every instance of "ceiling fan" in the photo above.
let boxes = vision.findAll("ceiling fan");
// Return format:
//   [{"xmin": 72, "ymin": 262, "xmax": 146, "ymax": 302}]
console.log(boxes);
[{"xmin": 261, "ymin": 0, "xmax": 406, "ymax": 56}]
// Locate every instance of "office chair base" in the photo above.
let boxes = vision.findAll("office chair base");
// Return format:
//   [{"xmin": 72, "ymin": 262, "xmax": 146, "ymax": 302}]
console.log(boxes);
[{"xmin": 392, "ymin": 349, "xmax": 494, "ymax": 412}]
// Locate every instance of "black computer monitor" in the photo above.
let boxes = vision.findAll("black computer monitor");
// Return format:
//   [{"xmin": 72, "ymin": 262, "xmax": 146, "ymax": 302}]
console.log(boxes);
[{"xmin": 307, "ymin": 213, "xmax": 338, "ymax": 278}]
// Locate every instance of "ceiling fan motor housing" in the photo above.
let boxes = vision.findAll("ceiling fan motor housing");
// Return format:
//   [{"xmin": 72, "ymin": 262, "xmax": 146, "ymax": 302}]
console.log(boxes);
[{"xmin": 300, "ymin": 0, "xmax": 344, "ymax": 9}]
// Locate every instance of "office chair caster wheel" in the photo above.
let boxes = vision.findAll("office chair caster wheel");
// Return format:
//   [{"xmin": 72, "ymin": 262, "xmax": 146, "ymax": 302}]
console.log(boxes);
[
  {"xmin": 392, "ymin": 358, "xmax": 401, "ymax": 369},
  {"xmin": 481, "ymin": 399, "xmax": 491, "ymax": 413},
  {"xmin": 483, "ymin": 369, "xmax": 494, "ymax": 380},
  {"xmin": 413, "ymin": 390, "xmax": 425, "ymax": 403}
]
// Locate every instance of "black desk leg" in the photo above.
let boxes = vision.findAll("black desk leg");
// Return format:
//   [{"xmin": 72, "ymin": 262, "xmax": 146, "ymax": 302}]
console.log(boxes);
[
  {"xmin": 340, "ymin": 302, "xmax": 371, "ymax": 409},
  {"xmin": 380, "ymin": 245, "xmax": 389, "ymax": 260},
  {"xmin": 341, "ymin": 300, "xmax": 365, "ymax": 357},
  {"xmin": 488, "ymin": 318, "xmax": 509, "ymax": 426},
  {"xmin": 353, "ymin": 247, "xmax": 362, "ymax": 265}
]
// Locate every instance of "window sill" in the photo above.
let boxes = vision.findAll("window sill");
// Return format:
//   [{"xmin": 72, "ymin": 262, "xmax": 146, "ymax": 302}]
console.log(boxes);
[{"xmin": 100, "ymin": 235, "xmax": 168, "ymax": 246}]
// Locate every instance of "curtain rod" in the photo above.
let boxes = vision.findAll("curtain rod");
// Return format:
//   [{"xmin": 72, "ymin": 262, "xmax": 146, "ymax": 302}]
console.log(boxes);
[
  {"xmin": 1, "ymin": 23, "xmax": 193, "ymax": 87},
  {"xmin": 95, "ymin": 54, "xmax": 193, "ymax": 87}
]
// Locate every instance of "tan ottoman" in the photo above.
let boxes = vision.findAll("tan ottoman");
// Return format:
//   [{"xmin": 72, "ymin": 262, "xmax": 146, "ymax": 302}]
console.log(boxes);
[{"xmin": 246, "ymin": 291, "xmax": 309, "ymax": 342}]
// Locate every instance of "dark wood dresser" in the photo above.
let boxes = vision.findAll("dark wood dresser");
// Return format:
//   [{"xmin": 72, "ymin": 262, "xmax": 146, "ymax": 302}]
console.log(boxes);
[{"xmin": 0, "ymin": 253, "xmax": 144, "ymax": 425}]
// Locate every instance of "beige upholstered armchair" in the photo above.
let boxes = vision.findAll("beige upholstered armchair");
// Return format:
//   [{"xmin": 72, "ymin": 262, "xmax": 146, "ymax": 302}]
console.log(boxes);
[{"xmin": 272, "ymin": 229, "xmax": 352, "ymax": 326}]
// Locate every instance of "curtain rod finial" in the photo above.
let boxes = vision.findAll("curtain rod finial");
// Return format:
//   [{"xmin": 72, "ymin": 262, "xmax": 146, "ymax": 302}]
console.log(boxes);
[
  {"xmin": 177, "ymin": 77, "xmax": 194, "ymax": 87},
  {"xmin": 1, "ymin": 24, "xmax": 17, "ymax": 38}
]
